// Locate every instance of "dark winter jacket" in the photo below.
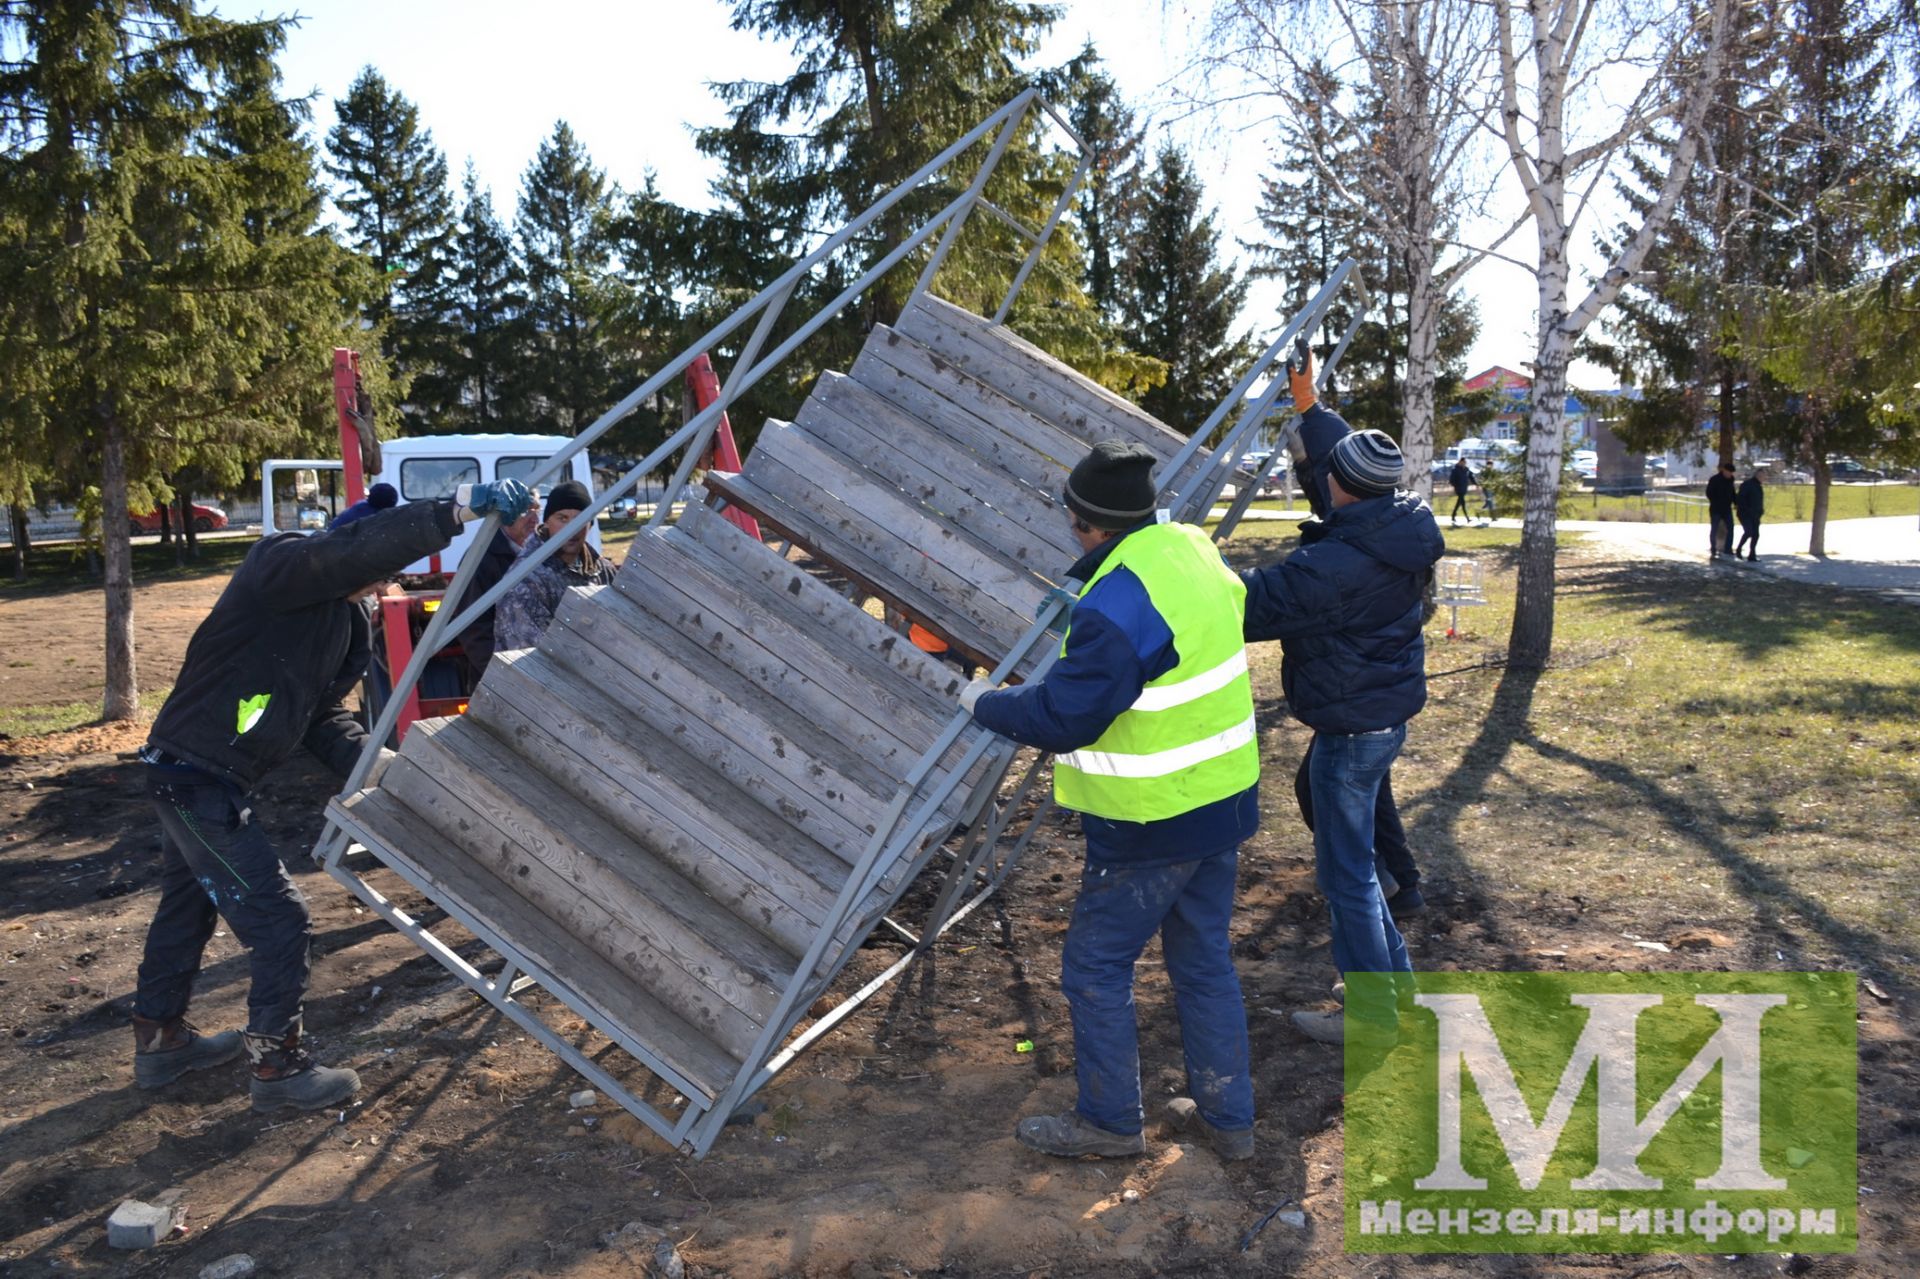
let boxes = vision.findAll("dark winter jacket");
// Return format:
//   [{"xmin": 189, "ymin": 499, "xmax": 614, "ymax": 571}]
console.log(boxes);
[
  {"xmin": 1736, "ymin": 477, "xmax": 1765, "ymax": 523},
  {"xmin": 1450, "ymin": 460, "xmax": 1474, "ymax": 496},
  {"xmin": 1241, "ymin": 493, "xmax": 1446, "ymax": 734},
  {"xmin": 493, "ymin": 527, "xmax": 617, "ymax": 653},
  {"xmin": 147, "ymin": 500, "xmax": 460, "ymax": 790},
  {"xmin": 972, "ymin": 525, "xmax": 1259, "ymax": 867},
  {"xmin": 1295, "ymin": 404, "xmax": 1351, "ymax": 516},
  {"xmin": 450, "ymin": 526, "xmax": 523, "ymax": 678},
  {"xmin": 1705, "ymin": 471, "xmax": 1736, "ymax": 512}
]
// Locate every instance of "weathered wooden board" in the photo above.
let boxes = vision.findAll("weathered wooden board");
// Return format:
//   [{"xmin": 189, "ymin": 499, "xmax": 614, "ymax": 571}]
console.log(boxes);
[
  {"xmin": 381, "ymin": 752, "xmax": 768, "ymax": 1058},
  {"xmin": 852, "ymin": 327, "xmax": 1090, "ymax": 470},
  {"xmin": 470, "ymin": 651, "xmax": 845, "ymax": 946},
  {"xmin": 799, "ymin": 378, "xmax": 1082, "ymax": 570},
  {"xmin": 337, "ymin": 787, "xmax": 739, "ymax": 1098},
  {"xmin": 744, "ymin": 423, "xmax": 1047, "ymax": 631},
  {"xmin": 408, "ymin": 716, "xmax": 795, "ymax": 1015},
  {"xmin": 900, "ymin": 295, "xmax": 1185, "ymax": 458},
  {"xmin": 675, "ymin": 503, "xmax": 969, "ymax": 705},
  {"xmin": 705, "ymin": 470, "xmax": 1018, "ymax": 676}
]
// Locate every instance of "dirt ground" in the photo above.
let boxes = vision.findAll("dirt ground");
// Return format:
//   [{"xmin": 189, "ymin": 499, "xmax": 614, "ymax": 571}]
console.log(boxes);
[
  {"xmin": 0, "ymin": 573, "xmax": 220, "ymax": 711},
  {"xmin": 1, "ymin": 544, "xmax": 1916, "ymax": 1278}
]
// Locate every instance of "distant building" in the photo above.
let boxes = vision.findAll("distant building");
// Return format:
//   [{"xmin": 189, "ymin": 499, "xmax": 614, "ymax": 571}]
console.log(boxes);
[{"xmin": 1461, "ymin": 367, "xmax": 1646, "ymax": 492}]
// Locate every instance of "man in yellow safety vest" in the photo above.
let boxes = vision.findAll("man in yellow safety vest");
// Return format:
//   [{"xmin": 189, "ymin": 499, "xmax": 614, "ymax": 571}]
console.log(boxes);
[{"xmin": 964, "ymin": 440, "xmax": 1260, "ymax": 1162}]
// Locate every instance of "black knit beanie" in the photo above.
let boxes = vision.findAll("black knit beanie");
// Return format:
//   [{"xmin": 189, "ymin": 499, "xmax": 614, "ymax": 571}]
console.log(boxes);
[
  {"xmin": 1064, "ymin": 440, "xmax": 1158, "ymax": 531},
  {"xmin": 367, "ymin": 482, "xmax": 398, "ymax": 509},
  {"xmin": 545, "ymin": 479, "xmax": 592, "ymax": 522}
]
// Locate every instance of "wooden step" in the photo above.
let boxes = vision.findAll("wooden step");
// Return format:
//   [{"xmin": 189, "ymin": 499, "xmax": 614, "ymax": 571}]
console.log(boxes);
[
  {"xmin": 707, "ymin": 468, "xmax": 1035, "ymax": 678},
  {"xmin": 675, "ymin": 502, "xmax": 970, "ymax": 706},
  {"xmin": 803, "ymin": 372, "xmax": 1083, "ymax": 570},
  {"xmin": 334, "ymin": 787, "xmax": 738, "ymax": 1100},
  {"xmin": 378, "ymin": 745, "xmax": 770, "ymax": 1059},
  {"xmin": 851, "ymin": 325, "xmax": 1089, "ymax": 469},
  {"xmin": 469, "ymin": 650, "xmax": 852, "ymax": 953},
  {"xmin": 899, "ymin": 294, "xmax": 1186, "ymax": 459}
]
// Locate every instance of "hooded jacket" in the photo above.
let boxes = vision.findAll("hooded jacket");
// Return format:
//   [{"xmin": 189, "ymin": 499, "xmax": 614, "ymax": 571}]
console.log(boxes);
[
  {"xmin": 148, "ymin": 500, "xmax": 461, "ymax": 790},
  {"xmin": 1241, "ymin": 493, "xmax": 1446, "ymax": 734},
  {"xmin": 1736, "ymin": 476, "xmax": 1765, "ymax": 523}
]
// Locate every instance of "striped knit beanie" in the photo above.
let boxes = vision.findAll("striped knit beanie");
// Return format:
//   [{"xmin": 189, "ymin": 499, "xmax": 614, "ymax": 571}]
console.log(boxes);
[{"xmin": 1329, "ymin": 429, "xmax": 1404, "ymax": 498}]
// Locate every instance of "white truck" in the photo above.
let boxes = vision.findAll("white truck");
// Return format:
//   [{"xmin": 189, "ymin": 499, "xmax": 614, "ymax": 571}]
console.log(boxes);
[{"xmin": 261, "ymin": 433, "xmax": 598, "ymax": 576}]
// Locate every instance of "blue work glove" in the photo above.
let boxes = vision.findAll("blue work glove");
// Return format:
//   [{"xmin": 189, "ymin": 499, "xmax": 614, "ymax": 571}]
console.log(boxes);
[
  {"xmin": 1037, "ymin": 585, "xmax": 1077, "ymax": 632},
  {"xmin": 454, "ymin": 479, "xmax": 533, "ymax": 523}
]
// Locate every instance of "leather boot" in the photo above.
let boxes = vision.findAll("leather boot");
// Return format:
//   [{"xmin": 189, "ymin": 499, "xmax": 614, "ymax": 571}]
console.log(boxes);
[
  {"xmin": 133, "ymin": 1015, "xmax": 243, "ymax": 1089},
  {"xmin": 245, "ymin": 1027, "xmax": 360, "ymax": 1114}
]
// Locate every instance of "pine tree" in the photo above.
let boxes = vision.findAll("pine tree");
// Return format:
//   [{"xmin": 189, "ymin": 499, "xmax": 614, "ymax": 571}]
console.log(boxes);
[
  {"xmin": 0, "ymin": 0, "xmax": 378, "ymax": 718},
  {"xmin": 515, "ymin": 121, "xmax": 619, "ymax": 434},
  {"xmin": 696, "ymin": 2, "xmax": 1160, "ymax": 419},
  {"xmin": 443, "ymin": 166, "xmax": 529, "ymax": 432},
  {"xmin": 1063, "ymin": 47, "xmax": 1145, "ymax": 323},
  {"xmin": 1120, "ymin": 147, "xmax": 1255, "ymax": 435},
  {"xmin": 324, "ymin": 67, "xmax": 456, "ymax": 428}
]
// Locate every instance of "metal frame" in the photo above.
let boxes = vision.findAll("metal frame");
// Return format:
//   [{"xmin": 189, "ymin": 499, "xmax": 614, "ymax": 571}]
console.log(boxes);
[{"xmin": 312, "ymin": 91, "xmax": 1369, "ymax": 1158}]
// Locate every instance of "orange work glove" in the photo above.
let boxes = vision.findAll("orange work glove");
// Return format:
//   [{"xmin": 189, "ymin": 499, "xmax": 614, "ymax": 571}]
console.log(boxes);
[{"xmin": 1286, "ymin": 337, "xmax": 1317, "ymax": 414}]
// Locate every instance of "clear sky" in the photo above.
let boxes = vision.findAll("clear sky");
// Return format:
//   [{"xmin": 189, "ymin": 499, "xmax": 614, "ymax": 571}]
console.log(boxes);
[{"xmin": 270, "ymin": 0, "xmax": 1605, "ymax": 387}]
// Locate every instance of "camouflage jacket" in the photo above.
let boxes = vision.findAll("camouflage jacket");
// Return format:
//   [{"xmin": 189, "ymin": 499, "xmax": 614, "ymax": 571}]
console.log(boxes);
[{"xmin": 492, "ymin": 527, "xmax": 617, "ymax": 654}]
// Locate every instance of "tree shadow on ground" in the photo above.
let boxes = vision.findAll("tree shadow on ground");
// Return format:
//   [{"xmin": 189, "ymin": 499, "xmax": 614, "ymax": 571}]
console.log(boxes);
[{"xmin": 1565, "ymin": 559, "xmax": 1920, "ymax": 661}]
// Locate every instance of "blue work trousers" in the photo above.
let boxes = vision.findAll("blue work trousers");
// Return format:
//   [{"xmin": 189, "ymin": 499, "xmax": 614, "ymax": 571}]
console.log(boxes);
[
  {"xmin": 134, "ymin": 769, "xmax": 312, "ymax": 1039},
  {"xmin": 1308, "ymin": 727, "xmax": 1413, "ymax": 985},
  {"xmin": 1059, "ymin": 850, "xmax": 1253, "ymax": 1137}
]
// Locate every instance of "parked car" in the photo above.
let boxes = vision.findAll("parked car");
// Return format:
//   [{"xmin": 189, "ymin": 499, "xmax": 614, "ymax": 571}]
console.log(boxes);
[
  {"xmin": 1827, "ymin": 459, "xmax": 1883, "ymax": 482},
  {"xmin": 1571, "ymin": 449, "xmax": 1598, "ymax": 480},
  {"xmin": 131, "ymin": 501, "xmax": 227, "ymax": 535}
]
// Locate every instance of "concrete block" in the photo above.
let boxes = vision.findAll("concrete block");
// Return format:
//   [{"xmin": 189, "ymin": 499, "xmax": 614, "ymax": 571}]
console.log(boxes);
[
  {"xmin": 200, "ymin": 1255, "xmax": 257, "ymax": 1279},
  {"xmin": 106, "ymin": 1199, "xmax": 179, "ymax": 1250}
]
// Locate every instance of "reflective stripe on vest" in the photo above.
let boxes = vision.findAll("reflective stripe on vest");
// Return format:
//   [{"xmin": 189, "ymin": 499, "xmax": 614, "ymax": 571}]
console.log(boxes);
[{"xmin": 1053, "ymin": 522, "xmax": 1259, "ymax": 823}]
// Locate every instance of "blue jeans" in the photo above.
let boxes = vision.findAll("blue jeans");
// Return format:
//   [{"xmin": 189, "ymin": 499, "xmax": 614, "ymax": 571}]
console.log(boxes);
[
  {"xmin": 135, "ymin": 769, "xmax": 312, "ymax": 1039},
  {"xmin": 1059, "ymin": 851, "xmax": 1253, "ymax": 1136},
  {"xmin": 1308, "ymin": 728, "xmax": 1412, "ymax": 982}
]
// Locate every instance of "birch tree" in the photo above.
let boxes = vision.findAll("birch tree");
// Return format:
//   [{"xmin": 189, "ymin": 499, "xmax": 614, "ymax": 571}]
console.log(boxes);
[
  {"xmin": 1497, "ymin": 0, "xmax": 1736, "ymax": 665},
  {"xmin": 1205, "ymin": 0, "xmax": 1502, "ymax": 498}
]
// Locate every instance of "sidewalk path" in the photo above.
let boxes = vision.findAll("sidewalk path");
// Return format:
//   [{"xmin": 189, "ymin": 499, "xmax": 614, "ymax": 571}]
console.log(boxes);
[{"xmin": 1557, "ymin": 514, "xmax": 1920, "ymax": 605}]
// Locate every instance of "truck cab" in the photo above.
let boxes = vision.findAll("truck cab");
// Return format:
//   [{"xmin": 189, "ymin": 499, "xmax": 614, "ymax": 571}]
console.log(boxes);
[{"xmin": 261, "ymin": 434, "xmax": 599, "ymax": 575}]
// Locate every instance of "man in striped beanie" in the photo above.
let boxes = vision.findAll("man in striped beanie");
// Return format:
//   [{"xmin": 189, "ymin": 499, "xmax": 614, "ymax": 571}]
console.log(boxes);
[{"xmin": 1239, "ymin": 401, "xmax": 1444, "ymax": 1047}]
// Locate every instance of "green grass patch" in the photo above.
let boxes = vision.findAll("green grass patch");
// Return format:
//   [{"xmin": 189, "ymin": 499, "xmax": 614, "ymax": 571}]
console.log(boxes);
[
  {"xmin": 0, "ymin": 686, "xmax": 169, "ymax": 740},
  {"xmin": 1564, "ymin": 482, "xmax": 1917, "ymax": 523},
  {"xmin": 1, "ymin": 537, "xmax": 258, "ymax": 597},
  {"xmin": 1224, "ymin": 521, "xmax": 1920, "ymax": 984}
]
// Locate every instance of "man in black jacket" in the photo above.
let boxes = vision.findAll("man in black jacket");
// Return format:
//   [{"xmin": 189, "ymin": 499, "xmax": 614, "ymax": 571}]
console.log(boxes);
[
  {"xmin": 1448, "ymin": 458, "xmax": 1474, "ymax": 526},
  {"xmin": 1706, "ymin": 461, "xmax": 1737, "ymax": 560},
  {"xmin": 452, "ymin": 503, "xmax": 539, "ymax": 685},
  {"xmin": 1241, "ymin": 425, "xmax": 1444, "ymax": 1045},
  {"xmin": 1734, "ymin": 469, "xmax": 1765, "ymax": 561},
  {"xmin": 133, "ymin": 480, "xmax": 531, "ymax": 1111}
]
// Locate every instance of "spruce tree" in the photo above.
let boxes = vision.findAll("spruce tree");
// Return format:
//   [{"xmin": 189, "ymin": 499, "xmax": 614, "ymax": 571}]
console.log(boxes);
[
  {"xmin": 444, "ymin": 166, "xmax": 530, "ymax": 432},
  {"xmin": 1120, "ymin": 147, "xmax": 1255, "ymax": 435},
  {"xmin": 0, "ymin": 0, "xmax": 377, "ymax": 718},
  {"xmin": 515, "ymin": 121, "xmax": 619, "ymax": 434},
  {"xmin": 324, "ymin": 67, "xmax": 456, "ymax": 428},
  {"xmin": 1063, "ymin": 48, "xmax": 1145, "ymax": 323}
]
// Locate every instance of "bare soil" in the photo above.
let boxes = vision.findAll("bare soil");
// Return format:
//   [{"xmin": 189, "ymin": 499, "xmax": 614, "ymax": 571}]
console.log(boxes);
[
  {"xmin": 0, "ymin": 542, "xmax": 1915, "ymax": 1277},
  {"xmin": 0, "ymin": 573, "xmax": 223, "ymax": 712}
]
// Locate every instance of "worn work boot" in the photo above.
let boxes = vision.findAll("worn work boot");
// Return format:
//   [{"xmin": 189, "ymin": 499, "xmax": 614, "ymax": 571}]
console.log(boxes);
[
  {"xmin": 1292, "ymin": 1008, "xmax": 1345, "ymax": 1045},
  {"xmin": 246, "ymin": 1029, "xmax": 360, "ymax": 1113},
  {"xmin": 133, "ymin": 1016, "xmax": 243, "ymax": 1089},
  {"xmin": 1015, "ymin": 1111, "xmax": 1144, "ymax": 1159},
  {"xmin": 1386, "ymin": 884, "xmax": 1426, "ymax": 919},
  {"xmin": 1162, "ymin": 1097, "xmax": 1254, "ymax": 1162}
]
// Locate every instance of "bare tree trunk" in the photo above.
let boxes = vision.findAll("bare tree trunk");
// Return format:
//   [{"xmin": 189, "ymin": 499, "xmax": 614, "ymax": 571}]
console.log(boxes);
[
  {"xmin": 1717, "ymin": 363, "xmax": 1735, "ymax": 468},
  {"xmin": 1511, "ymin": 319, "xmax": 1575, "ymax": 668},
  {"xmin": 157, "ymin": 500, "xmax": 172, "ymax": 547},
  {"xmin": 1401, "ymin": 233, "xmax": 1441, "ymax": 501},
  {"xmin": 101, "ymin": 412, "xmax": 139, "ymax": 720},
  {"xmin": 1808, "ymin": 449, "xmax": 1830, "ymax": 557},
  {"xmin": 9, "ymin": 504, "xmax": 28, "ymax": 581},
  {"xmin": 177, "ymin": 476, "xmax": 198, "ymax": 560}
]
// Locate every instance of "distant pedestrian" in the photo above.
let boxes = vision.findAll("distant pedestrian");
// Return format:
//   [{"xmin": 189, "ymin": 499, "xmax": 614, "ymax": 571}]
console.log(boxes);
[
  {"xmin": 1734, "ymin": 469, "xmax": 1765, "ymax": 561},
  {"xmin": 1448, "ymin": 459, "xmax": 1474, "ymax": 526},
  {"xmin": 1478, "ymin": 481, "xmax": 1495, "ymax": 525},
  {"xmin": 1706, "ymin": 461, "xmax": 1737, "ymax": 559}
]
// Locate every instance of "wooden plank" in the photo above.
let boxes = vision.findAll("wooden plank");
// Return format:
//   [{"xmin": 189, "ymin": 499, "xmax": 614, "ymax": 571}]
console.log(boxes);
[
  {"xmin": 338, "ymin": 787, "xmax": 738, "ymax": 1098},
  {"xmin": 469, "ymin": 651, "xmax": 845, "ymax": 947},
  {"xmin": 852, "ymin": 326, "xmax": 1089, "ymax": 469},
  {"xmin": 706, "ymin": 471, "xmax": 1009, "ymax": 671},
  {"xmin": 613, "ymin": 533, "xmax": 977, "ymax": 786},
  {"xmin": 800, "ymin": 377, "xmax": 1083, "ymax": 570},
  {"xmin": 901, "ymin": 295, "xmax": 1185, "ymax": 458},
  {"xmin": 407, "ymin": 717, "xmax": 795, "ymax": 1019},
  {"xmin": 674, "ymin": 503, "xmax": 969, "ymax": 705},
  {"xmin": 744, "ymin": 423, "xmax": 1048, "ymax": 630},
  {"xmin": 543, "ymin": 590, "xmax": 901, "ymax": 849},
  {"xmin": 380, "ymin": 753, "xmax": 767, "ymax": 1058}
]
